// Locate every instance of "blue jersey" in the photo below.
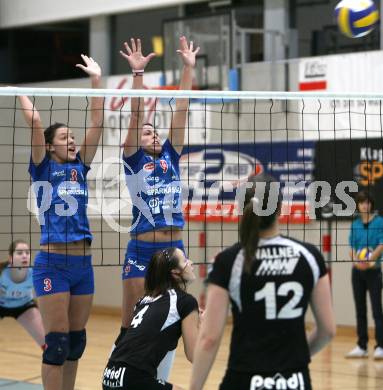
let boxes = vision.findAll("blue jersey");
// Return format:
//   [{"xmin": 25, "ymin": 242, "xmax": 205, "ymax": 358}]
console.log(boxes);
[
  {"xmin": 0, "ymin": 267, "xmax": 34, "ymax": 308},
  {"xmin": 349, "ymin": 215, "xmax": 383, "ymax": 265},
  {"xmin": 123, "ymin": 139, "xmax": 184, "ymax": 235},
  {"xmin": 29, "ymin": 153, "xmax": 92, "ymax": 245}
]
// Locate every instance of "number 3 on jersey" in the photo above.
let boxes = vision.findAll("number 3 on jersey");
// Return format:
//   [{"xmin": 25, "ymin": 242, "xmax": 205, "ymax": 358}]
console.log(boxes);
[
  {"xmin": 254, "ymin": 281, "xmax": 303, "ymax": 320},
  {"xmin": 131, "ymin": 305, "xmax": 149, "ymax": 328}
]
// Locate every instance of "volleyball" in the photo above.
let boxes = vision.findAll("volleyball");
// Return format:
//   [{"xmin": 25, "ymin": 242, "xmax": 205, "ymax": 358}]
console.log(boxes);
[
  {"xmin": 334, "ymin": 0, "xmax": 379, "ymax": 38},
  {"xmin": 355, "ymin": 247, "xmax": 375, "ymax": 270}
]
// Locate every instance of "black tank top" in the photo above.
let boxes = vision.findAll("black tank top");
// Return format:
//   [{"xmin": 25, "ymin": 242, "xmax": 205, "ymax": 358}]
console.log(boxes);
[
  {"xmin": 109, "ymin": 288, "xmax": 198, "ymax": 377},
  {"xmin": 208, "ymin": 235, "xmax": 327, "ymax": 373}
]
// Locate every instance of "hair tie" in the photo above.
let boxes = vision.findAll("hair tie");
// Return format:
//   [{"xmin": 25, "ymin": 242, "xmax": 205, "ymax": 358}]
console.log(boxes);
[{"xmin": 162, "ymin": 249, "xmax": 170, "ymax": 262}]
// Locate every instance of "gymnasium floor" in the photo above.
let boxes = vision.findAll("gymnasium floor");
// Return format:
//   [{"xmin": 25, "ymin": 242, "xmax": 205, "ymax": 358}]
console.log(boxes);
[{"xmin": 1, "ymin": 312, "xmax": 383, "ymax": 389}]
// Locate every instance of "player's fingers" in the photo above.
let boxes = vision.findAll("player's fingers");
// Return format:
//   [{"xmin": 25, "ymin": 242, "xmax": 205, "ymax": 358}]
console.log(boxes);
[
  {"xmin": 124, "ymin": 42, "xmax": 133, "ymax": 55},
  {"xmin": 147, "ymin": 53, "xmax": 157, "ymax": 60},
  {"xmin": 131, "ymin": 38, "xmax": 137, "ymax": 52},
  {"xmin": 75, "ymin": 64, "xmax": 86, "ymax": 71},
  {"xmin": 179, "ymin": 35, "xmax": 188, "ymax": 50},
  {"xmin": 120, "ymin": 51, "xmax": 129, "ymax": 60}
]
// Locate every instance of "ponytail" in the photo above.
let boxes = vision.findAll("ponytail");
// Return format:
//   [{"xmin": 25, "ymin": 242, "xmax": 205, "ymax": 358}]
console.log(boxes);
[
  {"xmin": 145, "ymin": 248, "xmax": 186, "ymax": 296},
  {"xmin": 240, "ymin": 200, "xmax": 260, "ymax": 273},
  {"xmin": 239, "ymin": 173, "xmax": 282, "ymax": 274}
]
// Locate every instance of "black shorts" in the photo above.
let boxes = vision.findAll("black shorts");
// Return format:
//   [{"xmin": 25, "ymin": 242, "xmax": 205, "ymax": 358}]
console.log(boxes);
[
  {"xmin": 220, "ymin": 367, "xmax": 312, "ymax": 390},
  {"xmin": 102, "ymin": 362, "xmax": 172, "ymax": 390},
  {"xmin": 0, "ymin": 300, "xmax": 37, "ymax": 319}
]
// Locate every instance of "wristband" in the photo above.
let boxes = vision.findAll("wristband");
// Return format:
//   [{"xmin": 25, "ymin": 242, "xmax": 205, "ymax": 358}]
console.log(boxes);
[{"xmin": 133, "ymin": 70, "xmax": 144, "ymax": 77}]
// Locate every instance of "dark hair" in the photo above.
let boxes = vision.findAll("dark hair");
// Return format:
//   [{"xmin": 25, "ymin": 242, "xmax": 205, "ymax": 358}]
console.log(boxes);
[
  {"xmin": 0, "ymin": 239, "xmax": 29, "ymax": 273},
  {"xmin": 144, "ymin": 247, "xmax": 186, "ymax": 296},
  {"xmin": 8, "ymin": 239, "xmax": 29, "ymax": 256},
  {"xmin": 239, "ymin": 173, "xmax": 281, "ymax": 273},
  {"xmin": 44, "ymin": 122, "xmax": 66, "ymax": 145},
  {"xmin": 355, "ymin": 189, "xmax": 375, "ymax": 210},
  {"xmin": 142, "ymin": 123, "xmax": 159, "ymax": 137}
]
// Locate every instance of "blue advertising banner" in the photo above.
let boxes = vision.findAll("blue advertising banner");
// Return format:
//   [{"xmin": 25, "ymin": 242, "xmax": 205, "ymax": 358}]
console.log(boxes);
[{"xmin": 180, "ymin": 140, "xmax": 315, "ymax": 223}]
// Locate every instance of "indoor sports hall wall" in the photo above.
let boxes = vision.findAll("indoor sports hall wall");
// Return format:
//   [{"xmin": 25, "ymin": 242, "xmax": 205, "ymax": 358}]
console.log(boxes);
[
  {"xmin": 2, "ymin": 49, "xmax": 383, "ymax": 327},
  {"xmin": 0, "ymin": 0, "xmax": 202, "ymax": 28}
]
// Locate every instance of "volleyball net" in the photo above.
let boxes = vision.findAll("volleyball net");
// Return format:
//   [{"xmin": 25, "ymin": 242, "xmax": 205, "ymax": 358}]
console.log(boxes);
[{"xmin": 1, "ymin": 87, "xmax": 382, "ymax": 266}]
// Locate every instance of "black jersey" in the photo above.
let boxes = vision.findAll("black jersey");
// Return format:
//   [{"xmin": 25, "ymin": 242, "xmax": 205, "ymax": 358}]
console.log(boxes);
[
  {"xmin": 109, "ymin": 289, "xmax": 198, "ymax": 377},
  {"xmin": 208, "ymin": 235, "xmax": 327, "ymax": 374}
]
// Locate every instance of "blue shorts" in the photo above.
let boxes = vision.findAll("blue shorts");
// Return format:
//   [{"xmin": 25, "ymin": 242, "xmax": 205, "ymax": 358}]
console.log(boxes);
[
  {"xmin": 122, "ymin": 239, "xmax": 185, "ymax": 280},
  {"xmin": 33, "ymin": 251, "xmax": 94, "ymax": 297}
]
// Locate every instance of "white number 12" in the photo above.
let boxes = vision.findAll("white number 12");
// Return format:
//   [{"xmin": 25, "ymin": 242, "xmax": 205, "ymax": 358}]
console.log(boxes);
[{"xmin": 254, "ymin": 282, "xmax": 303, "ymax": 320}]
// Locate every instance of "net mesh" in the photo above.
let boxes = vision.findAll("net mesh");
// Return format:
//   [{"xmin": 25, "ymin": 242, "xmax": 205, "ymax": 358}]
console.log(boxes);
[{"xmin": 1, "ymin": 87, "xmax": 382, "ymax": 266}]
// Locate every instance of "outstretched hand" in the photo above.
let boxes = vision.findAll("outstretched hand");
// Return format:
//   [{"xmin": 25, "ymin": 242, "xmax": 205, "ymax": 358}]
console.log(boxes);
[
  {"xmin": 76, "ymin": 54, "xmax": 102, "ymax": 79},
  {"xmin": 120, "ymin": 38, "xmax": 156, "ymax": 71},
  {"xmin": 177, "ymin": 36, "xmax": 200, "ymax": 68}
]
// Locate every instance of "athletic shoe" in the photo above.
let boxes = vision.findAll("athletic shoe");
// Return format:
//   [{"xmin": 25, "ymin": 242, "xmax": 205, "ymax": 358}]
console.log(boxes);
[
  {"xmin": 345, "ymin": 346, "xmax": 368, "ymax": 358},
  {"xmin": 374, "ymin": 347, "xmax": 383, "ymax": 360}
]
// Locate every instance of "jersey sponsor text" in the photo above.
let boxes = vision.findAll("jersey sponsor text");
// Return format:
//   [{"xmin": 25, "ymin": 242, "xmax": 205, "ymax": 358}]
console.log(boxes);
[
  {"xmin": 250, "ymin": 372, "xmax": 305, "ymax": 390},
  {"xmin": 102, "ymin": 366, "xmax": 126, "ymax": 388},
  {"xmin": 256, "ymin": 257, "xmax": 299, "ymax": 276}
]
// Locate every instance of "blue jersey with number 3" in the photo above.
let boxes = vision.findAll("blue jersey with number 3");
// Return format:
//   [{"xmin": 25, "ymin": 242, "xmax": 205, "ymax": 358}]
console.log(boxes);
[
  {"xmin": 123, "ymin": 140, "xmax": 184, "ymax": 235},
  {"xmin": 29, "ymin": 153, "xmax": 92, "ymax": 245}
]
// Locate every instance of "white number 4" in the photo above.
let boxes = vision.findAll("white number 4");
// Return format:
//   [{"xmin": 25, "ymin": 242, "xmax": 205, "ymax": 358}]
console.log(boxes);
[
  {"xmin": 254, "ymin": 281, "xmax": 303, "ymax": 320},
  {"xmin": 131, "ymin": 305, "xmax": 149, "ymax": 328}
]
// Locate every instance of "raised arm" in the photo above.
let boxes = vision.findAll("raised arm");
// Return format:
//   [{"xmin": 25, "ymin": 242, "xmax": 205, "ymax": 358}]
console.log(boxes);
[
  {"xmin": 189, "ymin": 284, "xmax": 229, "ymax": 390},
  {"xmin": 168, "ymin": 36, "xmax": 200, "ymax": 155},
  {"xmin": 77, "ymin": 54, "xmax": 104, "ymax": 166},
  {"xmin": 18, "ymin": 96, "xmax": 46, "ymax": 165},
  {"xmin": 120, "ymin": 38, "xmax": 156, "ymax": 157}
]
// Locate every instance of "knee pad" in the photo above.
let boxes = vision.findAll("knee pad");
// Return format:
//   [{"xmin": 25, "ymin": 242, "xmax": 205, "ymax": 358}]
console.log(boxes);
[
  {"xmin": 67, "ymin": 329, "xmax": 87, "ymax": 361},
  {"xmin": 43, "ymin": 332, "xmax": 70, "ymax": 366}
]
